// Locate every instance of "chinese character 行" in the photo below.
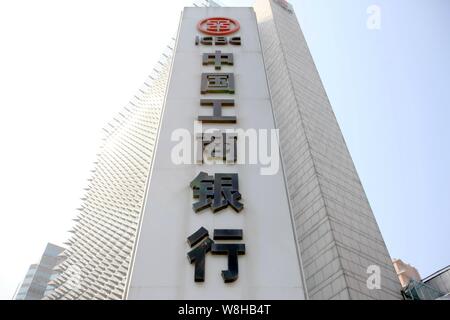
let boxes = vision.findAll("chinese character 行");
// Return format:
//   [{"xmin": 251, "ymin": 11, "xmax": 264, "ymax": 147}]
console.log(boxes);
[{"xmin": 187, "ymin": 227, "xmax": 245, "ymax": 283}]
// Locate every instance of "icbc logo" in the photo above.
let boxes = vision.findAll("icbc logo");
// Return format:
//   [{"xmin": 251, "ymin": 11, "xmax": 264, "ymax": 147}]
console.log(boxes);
[{"xmin": 197, "ymin": 17, "xmax": 240, "ymax": 36}]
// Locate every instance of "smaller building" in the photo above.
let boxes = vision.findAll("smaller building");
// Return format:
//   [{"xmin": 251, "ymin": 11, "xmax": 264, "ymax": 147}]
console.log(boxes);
[
  {"xmin": 393, "ymin": 258, "xmax": 421, "ymax": 287},
  {"xmin": 422, "ymin": 265, "xmax": 450, "ymax": 299},
  {"xmin": 13, "ymin": 243, "xmax": 65, "ymax": 300},
  {"xmin": 393, "ymin": 259, "xmax": 450, "ymax": 300}
]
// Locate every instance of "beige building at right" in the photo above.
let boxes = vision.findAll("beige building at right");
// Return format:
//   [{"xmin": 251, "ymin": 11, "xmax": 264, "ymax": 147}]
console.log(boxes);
[
  {"xmin": 393, "ymin": 259, "xmax": 421, "ymax": 288},
  {"xmin": 254, "ymin": 0, "xmax": 402, "ymax": 299}
]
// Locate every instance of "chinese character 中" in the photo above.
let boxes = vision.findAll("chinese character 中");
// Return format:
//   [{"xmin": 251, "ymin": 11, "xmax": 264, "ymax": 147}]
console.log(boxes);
[{"xmin": 203, "ymin": 51, "xmax": 233, "ymax": 70}]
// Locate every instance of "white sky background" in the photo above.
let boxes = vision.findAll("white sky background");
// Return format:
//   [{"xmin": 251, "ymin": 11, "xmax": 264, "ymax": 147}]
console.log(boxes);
[{"xmin": 0, "ymin": 0, "xmax": 197, "ymax": 299}]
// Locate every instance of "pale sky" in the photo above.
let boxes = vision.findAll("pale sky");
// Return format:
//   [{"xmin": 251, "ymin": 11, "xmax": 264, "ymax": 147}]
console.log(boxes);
[{"xmin": 1, "ymin": 0, "xmax": 449, "ymax": 299}]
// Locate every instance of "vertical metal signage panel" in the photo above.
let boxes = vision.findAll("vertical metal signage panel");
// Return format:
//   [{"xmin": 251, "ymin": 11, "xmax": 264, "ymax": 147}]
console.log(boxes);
[{"xmin": 127, "ymin": 7, "xmax": 305, "ymax": 300}]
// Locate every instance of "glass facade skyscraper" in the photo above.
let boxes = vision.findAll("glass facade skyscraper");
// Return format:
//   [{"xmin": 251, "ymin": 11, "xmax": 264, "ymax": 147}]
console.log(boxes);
[
  {"xmin": 14, "ymin": 243, "xmax": 65, "ymax": 300},
  {"xmin": 45, "ymin": 47, "xmax": 173, "ymax": 300}
]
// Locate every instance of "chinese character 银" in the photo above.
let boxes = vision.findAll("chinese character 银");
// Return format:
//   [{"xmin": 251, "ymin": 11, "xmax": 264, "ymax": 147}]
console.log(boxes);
[{"xmin": 190, "ymin": 172, "xmax": 243, "ymax": 213}]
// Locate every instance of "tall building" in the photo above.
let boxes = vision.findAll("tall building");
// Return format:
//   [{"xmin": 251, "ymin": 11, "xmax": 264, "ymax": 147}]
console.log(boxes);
[
  {"xmin": 50, "ymin": 0, "xmax": 401, "ymax": 300},
  {"xmin": 126, "ymin": 2, "xmax": 401, "ymax": 300},
  {"xmin": 14, "ymin": 243, "xmax": 65, "ymax": 300}
]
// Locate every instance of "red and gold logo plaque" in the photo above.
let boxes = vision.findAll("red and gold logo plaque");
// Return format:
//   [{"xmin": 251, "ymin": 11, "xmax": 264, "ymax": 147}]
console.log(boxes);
[{"xmin": 197, "ymin": 17, "xmax": 240, "ymax": 36}]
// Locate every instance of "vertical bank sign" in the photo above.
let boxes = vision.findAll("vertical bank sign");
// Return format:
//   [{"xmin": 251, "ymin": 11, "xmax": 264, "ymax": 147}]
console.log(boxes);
[
  {"xmin": 127, "ymin": 8, "xmax": 304, "ymax": 299},
  {"xmin": 188, "ymin": 17, "xmax": 244, "ymax": 283}
]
